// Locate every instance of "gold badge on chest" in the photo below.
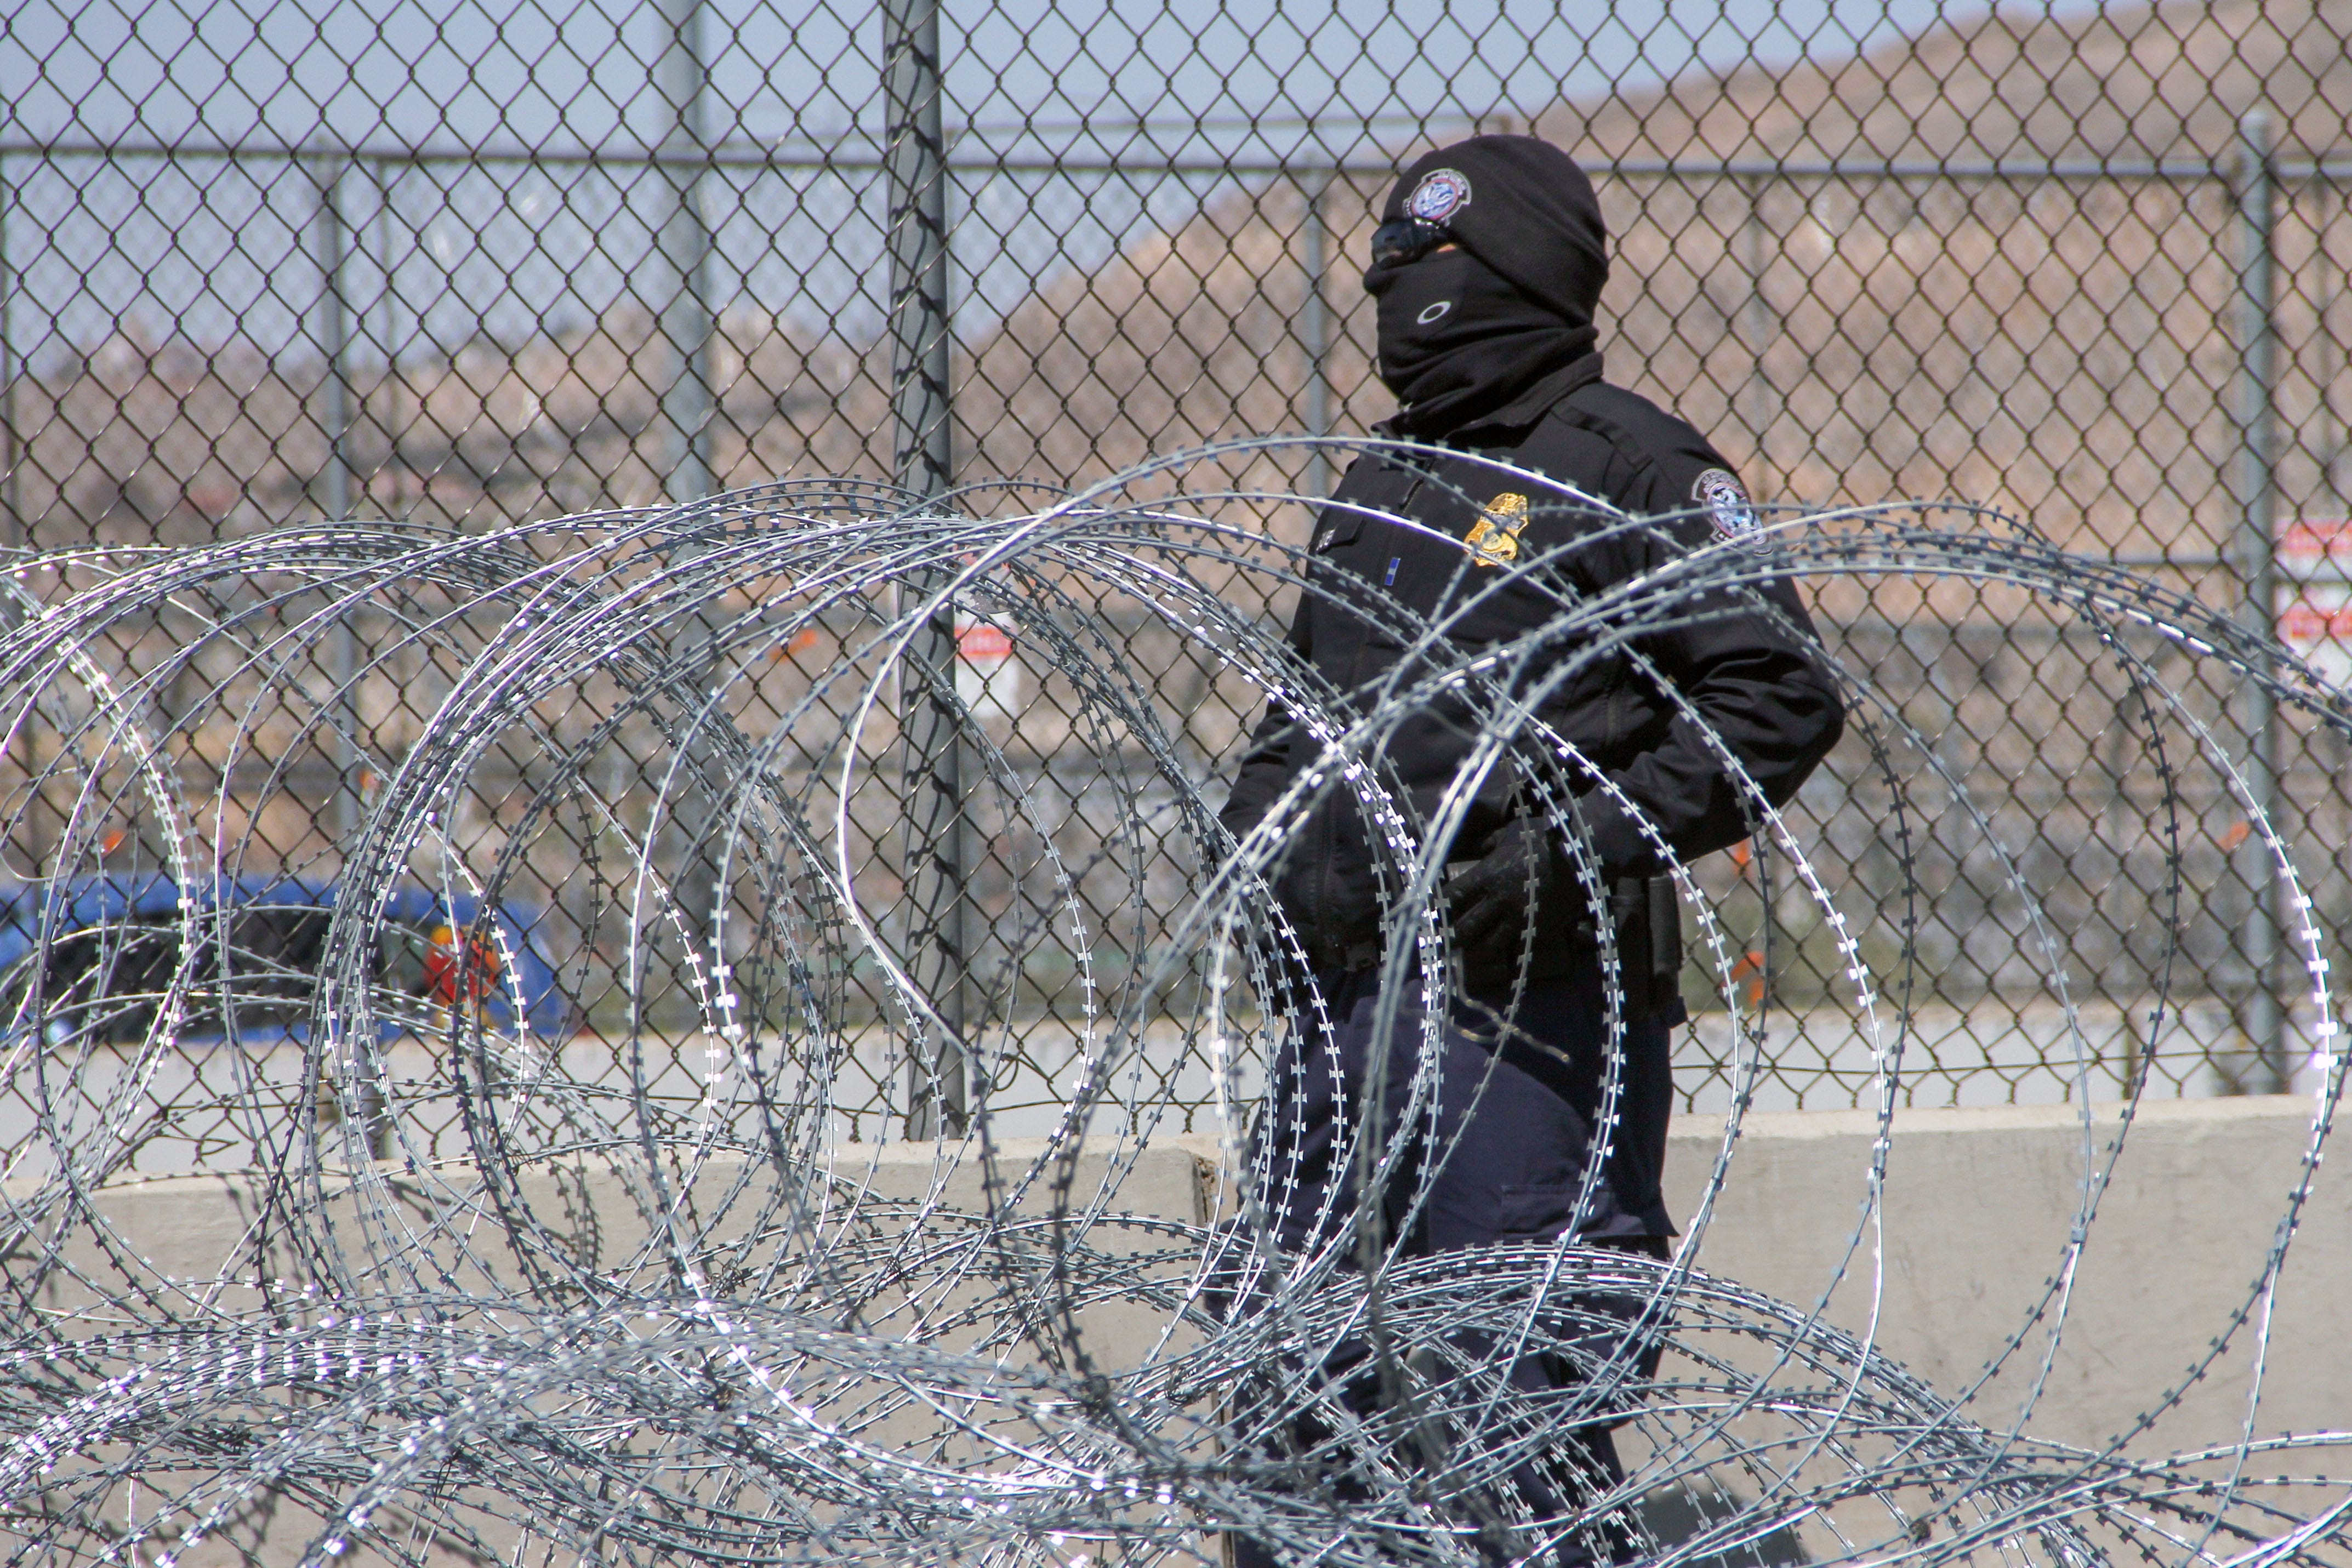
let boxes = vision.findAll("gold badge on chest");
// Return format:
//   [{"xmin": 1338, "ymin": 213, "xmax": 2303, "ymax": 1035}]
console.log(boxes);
[{"xmin": 1463, "ymin": 492, "xmax": 1530, "ymax": 567}]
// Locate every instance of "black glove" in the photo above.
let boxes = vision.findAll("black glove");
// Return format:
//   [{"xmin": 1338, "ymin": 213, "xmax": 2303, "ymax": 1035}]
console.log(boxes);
[
  {"xmin": 1445, "ymin": 817, "xmax": 1576, "ymax": 991},
  {"xmin": 1448, "ymin": 817, "xmax": 1685, "ymax": 1009}
]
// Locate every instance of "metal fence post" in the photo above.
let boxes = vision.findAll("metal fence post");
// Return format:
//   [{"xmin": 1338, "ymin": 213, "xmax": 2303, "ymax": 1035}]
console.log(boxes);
[
  {"xmin": 1, "ymin": 153, "xmax": 19, "ymax": 550},
  {"xmin": 650, "ymin": 0, "xmax": 732, "ymax": 1029},
  {"xmin": 1741, "ymin": 177, "xmax": 1775, "ymax": 467},
  {"xmin": 653, "ymin": 0, "xmax": 716, "ymax": 504},
  {"xmin": 2229, "ymin": 108, "xmax": 2289, "ymax": 1094},
  {"xmin": 1301, "ymin": 165, "xmax": 1332, "ymax": 501},
  {"xmin": 314, "ymin": 153, "xmax": 386, "ymax": 1156},
  {"xmin": 312, "ymin": 159, "xmax": 365, "ymax": 849},
  {"xmin": 884, "ymin": 0, "xmax": 967, "ymax": 1139},
  {"xmin": 314, "ymin": 159, "xmax": 354, "ymax": 531}
]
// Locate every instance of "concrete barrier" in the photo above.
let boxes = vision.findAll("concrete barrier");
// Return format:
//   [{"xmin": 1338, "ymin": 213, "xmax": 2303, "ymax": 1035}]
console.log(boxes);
[
  {"xmin": 1656, "ymin": 1094, "xmax": 2347, "ymax": 1452},
  {"xmin": 13, "ymin": 1097, "xmax": 2340, "ymax": 1464},
  {"xmin": 7, "ymin": 1136, "xmax": 1212, "ymax": 1327}
]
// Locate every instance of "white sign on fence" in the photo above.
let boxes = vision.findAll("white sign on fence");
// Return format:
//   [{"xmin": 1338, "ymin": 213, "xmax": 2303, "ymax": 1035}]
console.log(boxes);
[
  {"xmin": 955, "ymin": 619, "xmax": 1021, "ymax": 719},
  {"xmin": 2277, "ymin": 517, "xmax": 2352, "ymax": 691}
]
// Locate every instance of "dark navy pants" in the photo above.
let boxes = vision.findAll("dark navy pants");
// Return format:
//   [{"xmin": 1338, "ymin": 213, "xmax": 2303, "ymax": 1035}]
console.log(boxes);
[{"xmin": 1232, "ymin": 964, "xmax": 1678, "ymax": 1568}]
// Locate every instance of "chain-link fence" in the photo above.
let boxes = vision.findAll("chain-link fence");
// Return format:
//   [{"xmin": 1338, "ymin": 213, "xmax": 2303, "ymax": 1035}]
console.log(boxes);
[{"xmin": 4, "ymin": 1, "xmax": 2350, "ymax": 1168}]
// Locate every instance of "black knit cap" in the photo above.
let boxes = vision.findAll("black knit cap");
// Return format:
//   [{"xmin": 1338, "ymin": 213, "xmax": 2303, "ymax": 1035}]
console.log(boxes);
[{"xmin": 1382, "ymin": 134, "xmax": 1610, "ymax": 325}]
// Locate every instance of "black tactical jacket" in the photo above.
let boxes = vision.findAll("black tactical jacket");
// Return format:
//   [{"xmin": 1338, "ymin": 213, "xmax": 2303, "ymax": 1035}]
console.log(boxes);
[{"xmin": 1218, "ymin": 358, "xmax": 1846, "ymax": 977}]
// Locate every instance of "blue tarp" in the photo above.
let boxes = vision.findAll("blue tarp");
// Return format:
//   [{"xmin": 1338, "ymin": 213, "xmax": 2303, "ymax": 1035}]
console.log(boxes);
[{"xmin": 0, "ymin": 874, "xmax": 571, "ymax": 1038}]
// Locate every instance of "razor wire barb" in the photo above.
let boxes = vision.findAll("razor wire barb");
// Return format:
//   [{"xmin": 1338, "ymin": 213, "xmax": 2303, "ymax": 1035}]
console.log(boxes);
[{"xmin": 0, "ymin": 449, "xmax": 2344, "ymax": 1567}]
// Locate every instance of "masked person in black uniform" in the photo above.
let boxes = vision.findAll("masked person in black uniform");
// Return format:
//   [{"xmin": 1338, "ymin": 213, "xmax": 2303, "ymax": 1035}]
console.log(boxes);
[{"xmin": 1218, "ymin": 136, "xmax": 1846, "ymax": 1567}]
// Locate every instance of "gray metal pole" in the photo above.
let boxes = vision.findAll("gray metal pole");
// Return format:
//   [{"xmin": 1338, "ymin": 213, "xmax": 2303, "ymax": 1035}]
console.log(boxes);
[
  {"xmin": 312, "ymin": 161, "xmax": 364, "ymax": 849},
  {"xmin": 1301, "ymin": 167, "xmax": 1332, "ymax": 501},
  {"xmin": 315, "ymin": 161, "xmax": 354, "ymax": 530},
  {"xmin": 653, "ymin": 0, "xmax": 715, "ymax": 504},
  {"xmin": 2323, "ymin": 263, "xmax": 2345, "ymax": 511},
  {"xmin": 1742, "ymin": 179, "xmax": 1774, "ymax": 465},
  {"xmin": 884, "ymin": 0, "xmax": 953, "ymax": 498},
  {"xmin": 369, "ymin": 162, "xmax": 412, "ymax": 512},
  {"xmin": 315, "ymin": 155, "xmax": 386, "ymax": 1156},
  {"xmin": 1, "ymin": 153, "xmax": 19, "ymax": 551},
  {"xmin": 650, "ymin": 0, "xmax": 731, "ymax": 1027},
  {"xmin": 2229, "ymin": 109, "xmax": 2289, "ymax": 1095},
  {"xmin": 884, "ymin": 0, "xmax": 967, "ymax": 1139}
]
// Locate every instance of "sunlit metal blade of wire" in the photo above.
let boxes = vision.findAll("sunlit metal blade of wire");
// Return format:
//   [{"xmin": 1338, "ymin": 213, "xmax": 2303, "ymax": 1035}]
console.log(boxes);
[{"xmin": 0, "ymin": 442, "xmax": 2345, "ymax": 1568}]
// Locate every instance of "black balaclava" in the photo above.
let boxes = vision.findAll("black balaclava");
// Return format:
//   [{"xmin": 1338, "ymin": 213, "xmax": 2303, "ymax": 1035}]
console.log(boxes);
[{"xmin": 1365, "ymin": 135, "xmax": 1611, "ymax": 440}]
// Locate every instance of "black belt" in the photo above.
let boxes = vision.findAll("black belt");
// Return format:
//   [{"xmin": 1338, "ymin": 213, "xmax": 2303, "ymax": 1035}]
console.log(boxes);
[{"xmin": 1578, "ymin": 874, "xmax": 1683, "ymax": 1018}]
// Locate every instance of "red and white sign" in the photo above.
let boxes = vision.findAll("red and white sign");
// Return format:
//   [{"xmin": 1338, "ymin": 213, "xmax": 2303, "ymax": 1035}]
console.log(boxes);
[
  {"xmin": 2277, "ymin": 517, "xmax": 2352, "ymax": 690},
  {"xmin": 2276, "ymin": 516, "xmax": 2352, "ymax": 573},
  {"xmin": 955, "ymin": 619, "xmax": 1020, "ymax": 719}
]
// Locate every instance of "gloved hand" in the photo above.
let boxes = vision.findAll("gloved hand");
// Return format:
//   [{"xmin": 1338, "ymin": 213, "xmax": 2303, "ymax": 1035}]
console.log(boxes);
[{"xmin": 1445, "ymin": 817, "xmax": 1576, "ymax": 990}]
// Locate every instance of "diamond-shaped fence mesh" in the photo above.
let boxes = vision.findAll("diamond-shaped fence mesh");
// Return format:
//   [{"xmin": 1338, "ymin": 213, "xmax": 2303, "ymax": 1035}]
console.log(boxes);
[{"xmin": 3, "ymin": 1, "xmax": 2350, "ymax": 1171}]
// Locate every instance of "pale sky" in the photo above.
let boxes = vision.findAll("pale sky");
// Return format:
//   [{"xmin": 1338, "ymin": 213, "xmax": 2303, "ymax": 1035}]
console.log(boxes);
[
  {"xmin": 6, "ymin": 0, "xmax": 2001, "ymax": 153},
  {"xmin": 0, "ymin": 2, "xmax": 2040, "ymax": 358}
]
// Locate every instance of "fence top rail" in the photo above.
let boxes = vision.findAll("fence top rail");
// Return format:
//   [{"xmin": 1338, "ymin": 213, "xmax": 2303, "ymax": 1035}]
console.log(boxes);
[{"xmin": 4, "ymin": 135, "xmax": 2350, "ymax": 185}]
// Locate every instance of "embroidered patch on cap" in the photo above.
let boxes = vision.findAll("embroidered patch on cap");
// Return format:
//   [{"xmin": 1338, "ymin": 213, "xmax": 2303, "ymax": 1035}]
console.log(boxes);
[
  {"xmin": 1693, "ymin": 468, "xmax": 1761, "ymax": 545},
  {"xmin": 1406, "ymin": 168, "xmax": 1472, "ymax": 225},
  {"xmin": 1463, "ymin": 492, "xmax": 1530, "ymax": 567}
]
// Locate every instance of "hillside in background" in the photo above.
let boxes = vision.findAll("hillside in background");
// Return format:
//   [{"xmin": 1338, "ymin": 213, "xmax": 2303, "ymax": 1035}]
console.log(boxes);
[
  {"xmin": 1, "ymin": 308, "xmax": 892, "ymax": 546},
  {"xmin": 1561, "ymin": 0, "xmax": 2352, "ymax": 163},
  {"xmin": 4, "ymin": 0, "xmax": 2348, "ymax": 556},
  {"xmin": 960, "ymin": 0, "xmax": 2352, "ymax": 554}
]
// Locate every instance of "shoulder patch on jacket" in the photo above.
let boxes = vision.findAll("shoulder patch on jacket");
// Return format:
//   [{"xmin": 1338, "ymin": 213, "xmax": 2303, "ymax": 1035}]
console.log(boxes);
[
  {"xmin": 1463, "ymin": 492, "xmax": 1531, "ymax": 567},
  {"xmin": 1693, "ymin": 467, "xmax": 1760, "ymax": 544}
]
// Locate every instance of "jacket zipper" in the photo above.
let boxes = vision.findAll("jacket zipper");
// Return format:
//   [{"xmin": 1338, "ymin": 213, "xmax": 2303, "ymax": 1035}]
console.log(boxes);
[{"xmin": 1305, "ymin": 464, "xmax": 1430, "ymax": 960}]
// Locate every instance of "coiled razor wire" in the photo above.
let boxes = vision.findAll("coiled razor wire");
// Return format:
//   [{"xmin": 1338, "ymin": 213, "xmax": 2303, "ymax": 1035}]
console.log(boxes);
[{"xmin": 0, "ymin": 437, "xmax": 2344, "ymax": 1568}]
